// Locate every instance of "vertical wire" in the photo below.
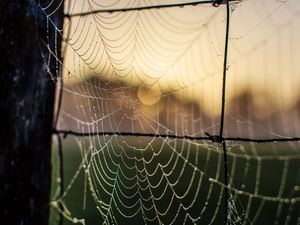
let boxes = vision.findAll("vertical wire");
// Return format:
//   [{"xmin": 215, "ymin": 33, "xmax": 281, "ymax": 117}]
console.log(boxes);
[
  {"xmin": 219, "ymin": 1, "xmax": 231, "ymax": 224},
  {"xmin": 54, "ymin": 1, "xmax": 72, "ymax": 225},
  {"xmin": 219, "ymin": 0, "xmax": 230, "ymax": 137},
  {"xmin": 54, "ymin": 0, "xmax": 70, "ymax": 128},
  {"xmin": 56, "ymin": 133, "xmax": 64, "ymax": 225},
  {"xmin": 222, "ymin": 140, "xmax": 229, "ymax": 224}
]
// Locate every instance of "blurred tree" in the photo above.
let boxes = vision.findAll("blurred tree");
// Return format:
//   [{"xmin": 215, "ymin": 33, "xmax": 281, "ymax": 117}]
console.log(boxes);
[{"xmin": 0, "ymin": 0, "xmax": 63, "ymax": 224}]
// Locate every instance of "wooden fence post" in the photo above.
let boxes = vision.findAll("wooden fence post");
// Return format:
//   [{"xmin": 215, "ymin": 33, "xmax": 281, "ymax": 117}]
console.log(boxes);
[{"xmin": 0, "ymin": 0, "xmax": 64, "ymax": 224}]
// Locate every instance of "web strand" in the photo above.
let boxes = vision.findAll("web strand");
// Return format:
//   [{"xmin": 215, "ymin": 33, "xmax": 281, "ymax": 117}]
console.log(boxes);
[{"xmin": 46, "ymin": 0, "xmax": 300, "ymax": 224}]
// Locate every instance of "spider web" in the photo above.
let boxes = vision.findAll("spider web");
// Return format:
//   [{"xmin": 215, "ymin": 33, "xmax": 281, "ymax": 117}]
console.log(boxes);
[{"xmin": 39, "ymin": 0, "xmax": 300, "ymax": 224}]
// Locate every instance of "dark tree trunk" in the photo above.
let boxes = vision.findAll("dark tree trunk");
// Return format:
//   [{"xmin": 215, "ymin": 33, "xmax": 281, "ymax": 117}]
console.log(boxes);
[{"xmin": 0, "ymin": 0, "xmax": 64, "ymax": 224}]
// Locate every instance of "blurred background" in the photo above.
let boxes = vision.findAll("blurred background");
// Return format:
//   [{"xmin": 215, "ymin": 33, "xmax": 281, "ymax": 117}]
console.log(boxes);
[{"xmin": 51, "ymin": 0, "xmax": 300, "ymax": 224}]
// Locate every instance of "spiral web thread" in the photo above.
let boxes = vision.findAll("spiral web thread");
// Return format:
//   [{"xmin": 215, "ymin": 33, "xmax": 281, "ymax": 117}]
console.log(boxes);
[{"xmin": 38, "ymin": 0, "xmax": 300, "ymax": 224}]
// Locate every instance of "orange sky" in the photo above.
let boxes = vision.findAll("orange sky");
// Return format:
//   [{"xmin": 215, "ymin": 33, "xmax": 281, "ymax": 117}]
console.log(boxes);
[{"xmin": 62, "ymin": 0, "xmax": 300, "ymax": 115}]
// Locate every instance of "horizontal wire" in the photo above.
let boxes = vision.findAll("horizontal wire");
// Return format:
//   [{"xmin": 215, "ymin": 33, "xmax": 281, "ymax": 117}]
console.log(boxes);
[
  {"xmin": 53, "ymin": 128, "xmax": 300, "ymax": 143},
  {"xmin": 53, "ymin": 128, "xmax": 211, "ymax": 141},
  {"xmin": 65, "ymin": 1, "xmax": 240, "ymax": 17}
]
